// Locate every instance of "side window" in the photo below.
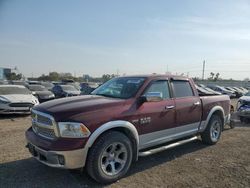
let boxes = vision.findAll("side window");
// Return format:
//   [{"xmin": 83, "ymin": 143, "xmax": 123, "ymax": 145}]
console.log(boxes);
[
  {"xmin": 144, "ymin": 80, "xmax": 170, "ymax": 99},
  {"xmin": 171, "ymin": 80, "xmax": 194, "ymax": 98}
]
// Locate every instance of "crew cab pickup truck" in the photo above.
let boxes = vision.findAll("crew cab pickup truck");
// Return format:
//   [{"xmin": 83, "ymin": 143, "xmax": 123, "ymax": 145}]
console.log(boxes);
[{"xmin": 26, "ymin": 75, "xmax": 231, "ymax": 183}]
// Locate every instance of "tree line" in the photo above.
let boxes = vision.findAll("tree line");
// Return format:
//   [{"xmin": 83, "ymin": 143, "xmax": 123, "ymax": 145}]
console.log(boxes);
[{"xmin": 34, "ymin": 72, "xmax": 117, "ymax": 83}]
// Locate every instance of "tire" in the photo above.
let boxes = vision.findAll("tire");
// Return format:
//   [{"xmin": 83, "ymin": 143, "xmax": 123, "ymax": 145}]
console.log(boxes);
[
  {"xmin": 201, "ymin": 115, "xmax": 222, "ymax": 145},
  {"xmin": 86, "ymin": 131, "xmax": 133, "ymax": 184}
]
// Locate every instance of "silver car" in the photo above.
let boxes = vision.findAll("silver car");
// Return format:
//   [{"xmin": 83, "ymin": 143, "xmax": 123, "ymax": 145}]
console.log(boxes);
[{"xmin": 0, "ymin": 85, "xmax": 39, "ymax": 114}]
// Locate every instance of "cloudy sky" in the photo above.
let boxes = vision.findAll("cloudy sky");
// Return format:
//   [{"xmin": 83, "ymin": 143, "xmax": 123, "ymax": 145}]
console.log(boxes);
[{"xmin": 0, "ymin": 0, "xmax": 250, "ymax": 79}]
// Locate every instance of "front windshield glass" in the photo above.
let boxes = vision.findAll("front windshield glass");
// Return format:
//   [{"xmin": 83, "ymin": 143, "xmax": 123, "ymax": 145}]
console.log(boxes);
[
  {"xmin": 245, "ymin": 92, "xmax": 250, "ymax": 96},
  {"xmin": 92, "ymin": 77, "xmax": 146, "ymax": 99},
  {"xmin": 42, "ymin": 82, "xmax": 54, "ymax": 88},
  {"xmin": 205, "ymin": 87, "xmax": 217, "ymax": 93},
  {"xmin": 61, "ymin": 85, "xmax": 78, "ymax": 91},
  {"xmin": 29, "ymin": 85, "xmax": 47, "ymax": 91},
  {"xmin": 0, "ymin": 86, "xmax": 31, "ymax": 95},
  {"xmin": 218, "ymin": 86, "xmax": 231, "ymax": 92}
]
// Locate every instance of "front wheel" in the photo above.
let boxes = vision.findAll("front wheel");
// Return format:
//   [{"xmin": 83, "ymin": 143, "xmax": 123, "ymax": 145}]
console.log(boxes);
[
  {"xmin": 86, "ymin": 131, "xmax": 133, "ymax": 184},
  {"xmin": 201, "ymin": 115, "xmax": 222, "ymax": 145}
]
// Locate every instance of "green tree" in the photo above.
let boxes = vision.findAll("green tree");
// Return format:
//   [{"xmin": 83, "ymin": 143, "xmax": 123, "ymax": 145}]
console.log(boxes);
[
  {"xmin": 214, "ymin": 73, "xmax": 220, "ymax": 81},
  {"xmin": 5, "ymin": 72, "xmax": 22, "ymax": 80},
  {"xmin": 102, "ymin": 74, "xmax": 116, "ymax": 82},
  {"xmin": 48, "ymin": 72, "xmax": 60, "ymax": 81}
]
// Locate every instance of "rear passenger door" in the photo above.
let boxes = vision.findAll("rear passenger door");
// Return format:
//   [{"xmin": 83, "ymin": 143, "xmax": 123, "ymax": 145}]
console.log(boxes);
[{"xmin": 171, "ymin": 80, "xmax": 202, "ymax": 135}]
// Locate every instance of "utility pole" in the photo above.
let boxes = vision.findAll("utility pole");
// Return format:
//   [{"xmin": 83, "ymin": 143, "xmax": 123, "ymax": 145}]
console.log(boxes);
[{"xmin": 202, "ymin": 60, "xmax": 206, "ymax": 80}]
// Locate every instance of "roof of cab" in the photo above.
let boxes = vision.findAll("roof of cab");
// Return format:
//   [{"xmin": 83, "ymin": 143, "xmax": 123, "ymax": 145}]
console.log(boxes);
[{"xmin": 120, "ymin": 74, "xmax": 189, "ymax": 80}]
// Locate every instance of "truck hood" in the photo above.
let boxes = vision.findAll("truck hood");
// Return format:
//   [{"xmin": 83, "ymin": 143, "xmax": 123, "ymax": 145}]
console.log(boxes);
[{"xmin": 33, "ymin": 95, "xmax": 126, "ymax": 121}]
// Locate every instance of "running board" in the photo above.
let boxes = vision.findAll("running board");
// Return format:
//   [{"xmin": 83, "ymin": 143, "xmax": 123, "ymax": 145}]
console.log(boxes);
[{"xmin": 138, "ymin": 136, "xmax": 198, "ymax": 157}]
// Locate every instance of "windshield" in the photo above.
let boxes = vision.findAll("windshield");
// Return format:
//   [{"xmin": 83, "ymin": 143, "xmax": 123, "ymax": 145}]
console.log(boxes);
[
  {"xmin": 245, "ymin": 92, "xmax": 250, "ymax": 96},
  {"xmin": 205, "ymin": 87, "xmax": 217, "ymax": 93},
  {"xmin": 42, "ymin": 82, "xmax": 54, "ymax": 88},
  {"xmin": 92, "ymin": 77, "xmax": 145, "ymax": 99},
  {"xmin": 196, "ymin": 86, "xmax": 211, "ymax": 93},
  {"xmin": 61, "ymin": 85, "xmax": 78, "ymax": 91},
  {"xmin": 218, "ymin": 86, "xmax": 231, "ymax": 92},
  {"xmin": 29, "ymin": 85, "xmax": 47, "ymax": 91},
  {"xmin": 0, "ymin": 86, "xmax": 31, "ymax": 95}
]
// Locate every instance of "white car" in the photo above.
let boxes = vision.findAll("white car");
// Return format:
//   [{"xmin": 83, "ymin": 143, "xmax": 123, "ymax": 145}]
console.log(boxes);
[{"xmin": 0, "ymin": 85, "xmax": 39, "ymax": 114}]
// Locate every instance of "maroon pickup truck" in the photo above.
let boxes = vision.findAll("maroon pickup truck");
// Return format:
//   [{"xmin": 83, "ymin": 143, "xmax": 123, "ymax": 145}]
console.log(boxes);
[{"xmin": 26, "ymin": 75, "xmax": 230, "ymax": 183}]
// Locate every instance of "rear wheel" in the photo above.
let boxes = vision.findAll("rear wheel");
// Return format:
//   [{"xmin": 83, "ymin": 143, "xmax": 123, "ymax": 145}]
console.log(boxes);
[
  {"xmin": 86, "ymin": 131, "xmax": 133, "ymax": 184},
  {"xmin": 201, "ymin": 115, "xmax": 222, "ymax": 145}
]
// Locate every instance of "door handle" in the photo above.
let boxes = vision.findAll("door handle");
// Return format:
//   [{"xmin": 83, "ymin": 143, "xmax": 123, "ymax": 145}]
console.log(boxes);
[
  {"xmin": 165, "ymin": 105, "xmax": 175, "ymax": 110},
  {"xmin": 193, "ymin": 101, "xmax": 200, "ymax": 106}
]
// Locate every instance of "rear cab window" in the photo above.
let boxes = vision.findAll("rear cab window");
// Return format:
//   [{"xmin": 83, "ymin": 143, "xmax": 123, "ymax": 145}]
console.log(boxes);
[{"xmin": 171, "ymin": 80, "xmax": 194, "ymax": 98}]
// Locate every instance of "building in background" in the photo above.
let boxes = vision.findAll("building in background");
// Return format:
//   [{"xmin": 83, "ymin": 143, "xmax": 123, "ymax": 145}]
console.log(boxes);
[{"xmin": 0, "ymin": 67, "xmax": 11, "ymax": 80}]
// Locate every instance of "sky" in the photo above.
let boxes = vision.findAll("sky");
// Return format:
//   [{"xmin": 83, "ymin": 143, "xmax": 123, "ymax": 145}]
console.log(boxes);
[{"xmin": 0, "ymin": 0, "xmax": 250, "ymax": 80}]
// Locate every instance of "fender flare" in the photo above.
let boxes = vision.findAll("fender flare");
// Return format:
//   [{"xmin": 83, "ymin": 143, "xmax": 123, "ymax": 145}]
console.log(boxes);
[
  {"xmin": 83, "ymin": 120, "xmax": 139, "ymax": 161},
  {"xmin": 86, "ymin": 120, "xmax": 139, "ymax": 147},
  {"xmin": 199, "ymin": 106, "xmax": 225, "ymax": 132}
]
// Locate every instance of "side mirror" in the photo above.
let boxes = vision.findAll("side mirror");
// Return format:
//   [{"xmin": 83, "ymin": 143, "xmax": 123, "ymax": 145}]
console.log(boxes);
[
  {"xmin": 141, "ymin": 92, "xmax": 163, "ymax": 102},
  {"xmin": 31, "ymin": 91, "xmax": 36, "ymax": 95}
]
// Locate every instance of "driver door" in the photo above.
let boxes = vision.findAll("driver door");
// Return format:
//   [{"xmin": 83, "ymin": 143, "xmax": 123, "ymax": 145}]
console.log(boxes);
[{"xmin": 136, "ymin": 80, "xmax": 176, "ymax": 149}]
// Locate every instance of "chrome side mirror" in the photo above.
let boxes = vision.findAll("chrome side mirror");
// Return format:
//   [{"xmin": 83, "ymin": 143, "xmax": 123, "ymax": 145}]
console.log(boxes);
[{"xmin": 142, "ymin": 92, "xmax": 163, "ymax": 102}]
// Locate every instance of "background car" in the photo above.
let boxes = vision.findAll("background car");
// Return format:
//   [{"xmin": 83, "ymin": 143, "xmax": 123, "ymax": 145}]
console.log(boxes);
[
  {"xmin": 27, "ymin": 81, "xmax": 41, "ymax": 85},
  {"xmin": 52, "ymin": 84, "xmax": 81, "ymax": 98},
  {"xmin": 197, "ymin": 84, "xmax": 222, "ymax": 95},
  {"xmin": 208, "ymin": 85, "xmax": 236, "ymax": 98},
  {"xmin": 239, "ymin": 87, "xmax": 249, "ymax": 93},
  {"xmin": 195, "ymin": 85, "xmax": 215, "ymax": 96},
  {"xmin": 27, "ymin": 85, "xmax": 55, "ymax": 102},
  {"xmin": 236, "ymin": 91, "xmax": 250, "ymax": 123},
  {"xmin": 233, "ymin": 87, "xmax": 248, "ymax": 95},
  {"xmin": 9, "ymin": 80, "xmax": 27, "ymax": 86},
  {"xmin": 61, "ymin": 79, "xmax": 80, "ymax": 90},
  {"xmin": 40, "ymin": 82, "xmax": 54, "ymax": 91},
  {"xmin": 0, "ymin": 85, "xmax": 39, "ymax": 114},
  {"xmin": 80, "ymin": 82, "xmax": 99, "ymax": 95},
  {"xmin": 225, "ymin": 87, "xmax": 243, "ymax": 98}
]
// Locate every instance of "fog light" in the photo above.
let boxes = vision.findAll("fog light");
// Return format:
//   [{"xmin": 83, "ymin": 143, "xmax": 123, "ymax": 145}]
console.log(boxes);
[{"xmin": 58, "ymin": 155, "xmax": 65, "ymax": 165}]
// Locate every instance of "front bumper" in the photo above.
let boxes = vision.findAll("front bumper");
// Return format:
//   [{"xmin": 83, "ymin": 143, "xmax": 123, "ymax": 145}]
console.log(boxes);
[
  {"xmin": 26, "ymin": 142, "xmax": 88, "ymax": 169},
  {"xmin": 238, "ymin": 111, "xmax": 250, "ymax": 118},
  {"xmin": 25, "ymin": 127, "xmax": 89, "ymax": 169}
]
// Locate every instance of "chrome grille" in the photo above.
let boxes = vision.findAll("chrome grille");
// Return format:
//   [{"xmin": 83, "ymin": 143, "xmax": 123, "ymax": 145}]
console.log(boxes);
[
  {"xmin": 31, "ymin": 110, "xmax": 57, "ymax": 140},
  {"xmin": 36, "ymin": 114, "xmax": 53, "ymax": 126},
  {"xmin": 32, "ymin": 124, "xmax": 56, "ymax": 139},
  {"xmin": 9, "ymin": 103, "xmax": 34, "ymax": 107}
]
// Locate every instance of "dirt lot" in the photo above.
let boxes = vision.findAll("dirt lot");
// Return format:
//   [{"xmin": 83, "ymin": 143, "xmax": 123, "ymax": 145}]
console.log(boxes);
[{"xmin": 0, "ymin": 100, "xmax": 250, "ymax": 188}]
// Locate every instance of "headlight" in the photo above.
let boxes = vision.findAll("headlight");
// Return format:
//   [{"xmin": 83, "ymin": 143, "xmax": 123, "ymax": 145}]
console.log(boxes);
[
  {"xmin": 50, "ymin": 94, "xmax": 55, "ymax": 98},
  {"xmin": 0, "ymin": 97, "xmax": 10, "ymax": 104},
  {"xmin": 58, "ymin": 122, "xmax": 91, "ymax": 138}
]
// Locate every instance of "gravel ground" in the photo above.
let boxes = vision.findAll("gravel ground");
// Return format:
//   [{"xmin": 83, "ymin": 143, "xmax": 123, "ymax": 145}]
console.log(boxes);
[{"xmin": 0, "ymin": 99, "xmax": 250, "ymax": 188}]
